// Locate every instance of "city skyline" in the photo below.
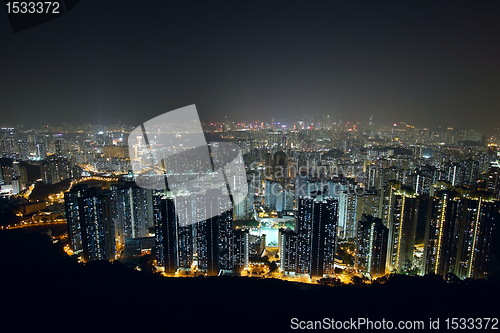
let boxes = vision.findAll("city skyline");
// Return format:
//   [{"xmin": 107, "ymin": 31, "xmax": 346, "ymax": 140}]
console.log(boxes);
[
  {"xmin": 2, "ymin": 114, "xmax": 499, "ymax": 280},
  {"xmin": 0, "ymin": 114, "xmax": 498, "ymax": 138}
]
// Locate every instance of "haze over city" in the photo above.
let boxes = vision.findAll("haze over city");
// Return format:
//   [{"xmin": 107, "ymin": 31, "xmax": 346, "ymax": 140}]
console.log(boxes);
[{"xmin": 1, "ymin": 0, "xmax": 499, "ymax": 131}]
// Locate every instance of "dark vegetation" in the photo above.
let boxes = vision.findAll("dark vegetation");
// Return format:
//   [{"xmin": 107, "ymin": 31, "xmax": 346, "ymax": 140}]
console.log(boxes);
[
  {"xmin": 233, "ymin": 219, "xmax": 259, "ymax": 228},
  {"xmin": 28, "ymin": 179, "xmax": 72, "ymax": 202},
  {"xmin": 0, "ymin": 229, "xmax": 499, "ymax": 332},
  {"xmin": 0, "ymin": 197, "xmax": 20, "ymax": 225}
]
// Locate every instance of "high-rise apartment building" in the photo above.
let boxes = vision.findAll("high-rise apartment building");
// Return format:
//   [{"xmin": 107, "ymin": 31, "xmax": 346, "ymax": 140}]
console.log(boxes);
[
  {"xmin": 355, "ymin": 214, "xmax": 388, "ymax": 278},
  {"xmin": 41, "ymin": 155, "xmax": 74, "ymax": 184},
  {"xmin": 111, "ymin": 181, "xmax": 154, "ymax": 245},
  {"xmin": 195, "ymin": 189, "xmax": 234, "ymax": 275},
  {"xmin": 310, "ymin": 198, "xmax": 338, "ymax": 278},
  {"xmin": 65, "ymin": 184, "xmax": 87, "ymax": 253},
  {"xmin": 422, "ymin": 190, "xmax": 498, "ymax": 279},
  {"xmin": 386, "ymin": 188, "xmax": 419, "ymax": 273},
  {"xmin": 265, "ymin": 179, "xmax": 281, "ymax": 210},
  {"xmin": 296, "ymin": 197, "xmax": 313, "ymax": 274},
  {"xmin": 296, "ymin": 196, "xmax": 338, "ymax": 277},
  {"xmin": 279, "ymin": 227, "xmax": 298, "ymax": 274},
  {"xmin": 154, "ymin": 194, "xmax": 178, "ymax": 273},
  {"xmin": 355, "ymin": 190, "xmax": 380, "ymax": 224},
  {"xmin": 233, "ymin": 228, "xmax": 250, "ymax": 271},
  {"xmin": 65, "ymin": 185, "xmax": 115, "ymax": 262}
]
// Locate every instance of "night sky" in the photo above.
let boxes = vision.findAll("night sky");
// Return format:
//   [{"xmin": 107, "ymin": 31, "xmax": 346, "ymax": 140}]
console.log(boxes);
[{"xmin": 1, "ymin": 1, "xmax": 499, "ymax": 130}]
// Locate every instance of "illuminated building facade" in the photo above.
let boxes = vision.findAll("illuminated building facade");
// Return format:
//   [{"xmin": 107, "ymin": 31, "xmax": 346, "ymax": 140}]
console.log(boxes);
[
  {"xmin": 415, "ymin": 165, "xmax": 436, "ymax": 195},
  {"xmin": 111, "ymin": 181, "xmax": 154, "ymax": 245},
  {"xmin": 457, "ymin": 196, "xmax": 498, "ymax": 279},
  {"xmin": 273, "ymin": 150, "xmax": 287, "ymax": 181},
  {"xmin": 296, "ymin": 197, "xmax": 313, "ymax": 274},
  {"xmin": 195, "ymin": 189, "xmax": 234, "ymax": 275},
  {"xmin": 65, "ymin": 185, "xmax": 115, "ymax": 262},
  {"xmin": 234, "ymin": 181, "xmax": 254, "ymax": 220},
  {"xmin": 233, "ymin": 228, "xmax": 249, "ymax": 271},
  {"xmin": 310, "ymin": 198, "xmax": 338, "ymax": 278},
  {"xmin": 487, "ymin": 165, "xmax": 500, "ymax": 199},
  {"xmin": 276, "ymin": 189, "xmax": 294, "ymax": 212},
  {"xmin": 279, "ymin": 227, "xmax": 298, "ymax": 274},
  {"xmin": 65, "ymin": 184, "xmax": 88, "ymax": 253},
  {"xmin": 154, "ymin": 189, "xmax": 240, "ymax": 275},
  {"xmin": 422, "ymin": 190, "xmax": 498, "ymax": 279},
  {"xmin": 355, "ymin": 190, "xmax": 380, "ymax": 225},
  {"xmin": 339, "ymin": 192, "xmax": 357, "ymax": 239},
  {"xmin": 386, "ymin": 188, "xmax": 419, "ymax": 273},
  {"xmin": 379, "ymin": 181, "xmax": 401, "ymax": 229},
  {"xmin": 155, "ymin": 194, "xmax": 178, "ymax": 273},
  {"xmin": 41, "ymin": 155, "xmax": 75, "ymax": 184},
  {"xmin": 123, "ymin": 237, "xmax": 156, "ymax": 258},
  {"xmin": 355, "ymin": 214, "xmax": 388, "ymax": 278},
  {"xmin": 295, "ymin": 172, "xmax": 308, "ymax": 202},
  {"xmin": 265, "ymin": 179, "xmax": 281, "ymax": 210},
  {"xmin": 422, "ymin": 190, "xmax": 465, "ymax": 277}
]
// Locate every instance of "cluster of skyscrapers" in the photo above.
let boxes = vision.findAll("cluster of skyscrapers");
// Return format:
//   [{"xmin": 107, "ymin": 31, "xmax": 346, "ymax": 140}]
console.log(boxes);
[
  {"xmin": 275, "ymin": 168, "xmax": 498, "ymax": 280},
  {"xmin": 2, "ymin": 119, "xmax": 497, "ymax": 282},
  {"xmin": 65, "ymin": 182, "xmax": 243, "ymax": 275}
]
